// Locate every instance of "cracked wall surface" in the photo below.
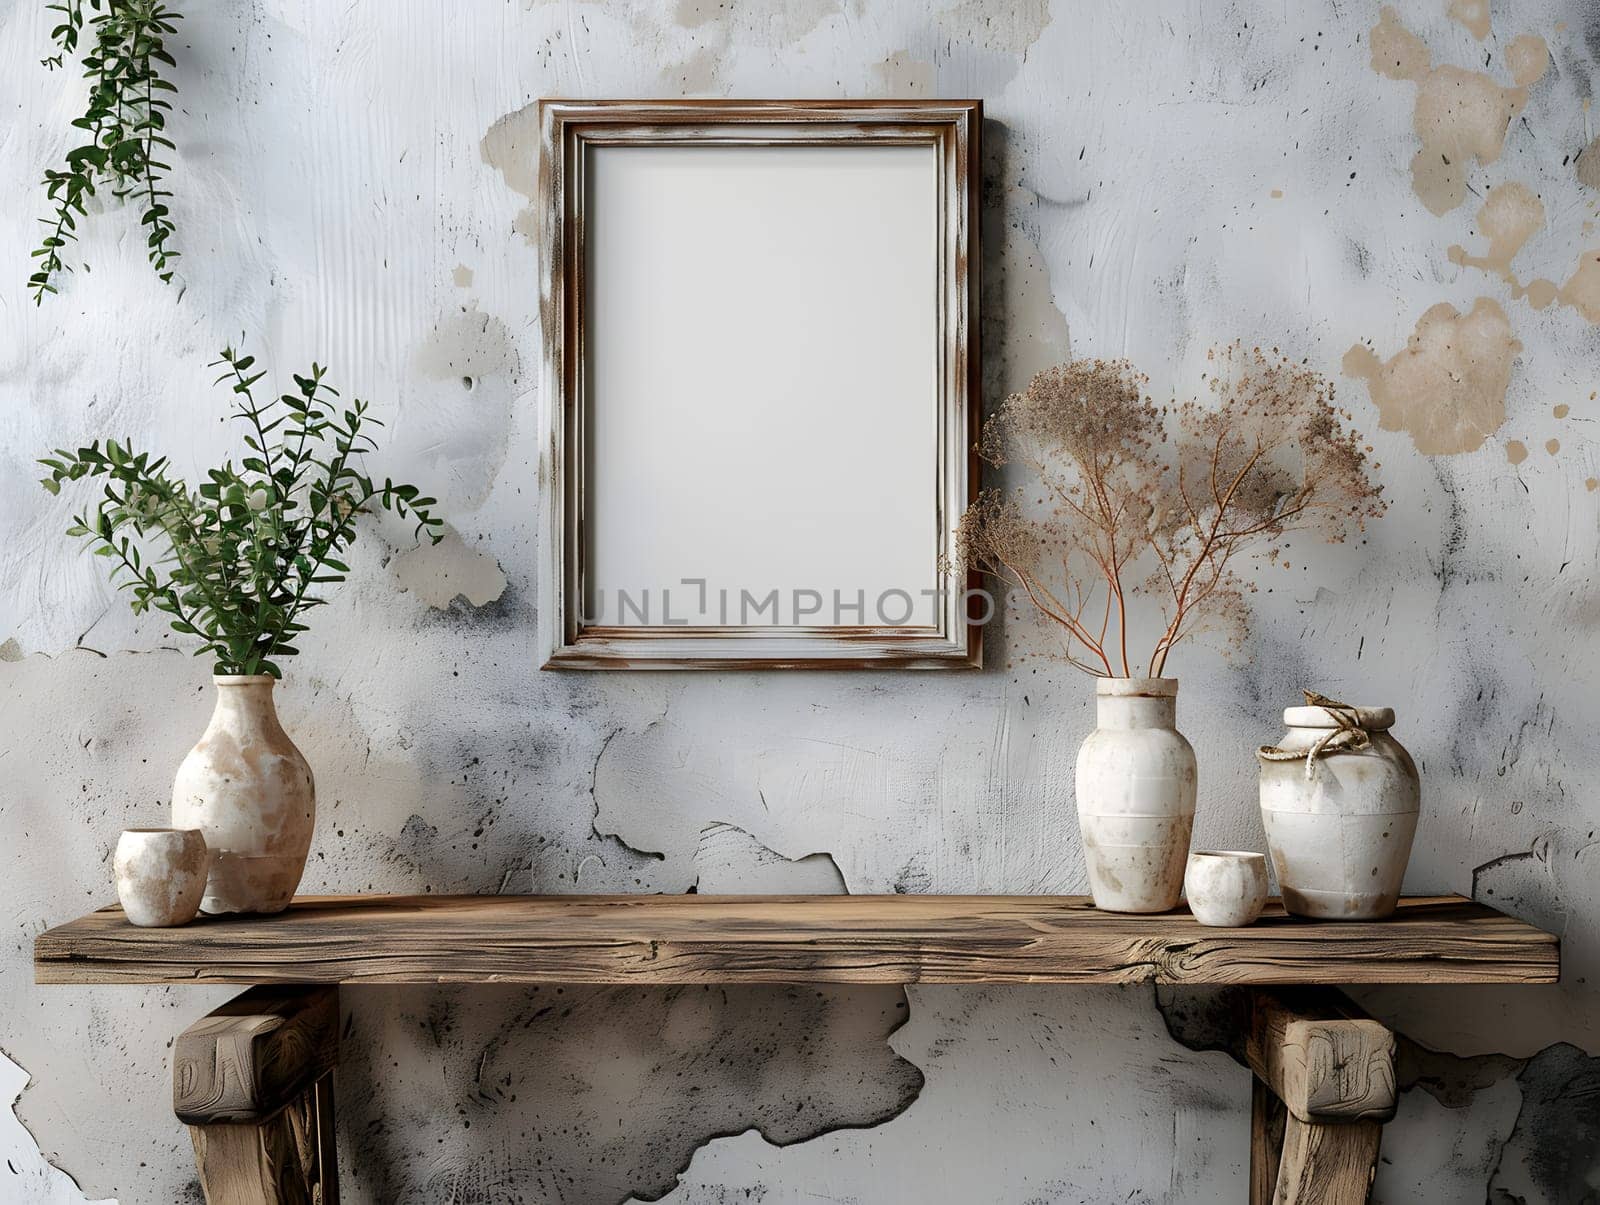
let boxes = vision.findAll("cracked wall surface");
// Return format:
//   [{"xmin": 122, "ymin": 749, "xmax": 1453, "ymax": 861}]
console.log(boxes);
[{"xmin": 3, "ymin": 1, "xmax": 1600, "ymax": 1202}]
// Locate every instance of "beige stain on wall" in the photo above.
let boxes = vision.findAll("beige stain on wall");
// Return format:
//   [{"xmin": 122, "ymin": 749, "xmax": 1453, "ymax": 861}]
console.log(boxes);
[
  {"xmin": 661, "ymin": 0, "xmax": 842, "ymax": 90},
  {"xmin": 933, "ymin": 0, "xmax": 1053, "ymax": 55},
  {"xmin": 1369, "ymin": 7, "xmax": 1549, "ymax": 215},
  {"xmin": 673, "ymin": 0, "xmax": 839, "ymax": 43},
  {"xmin": 480, "ymin": 107, "xmax": 540, "ymax": 248},
  {"xmin": 1448, "ymin": 185, "xmax": 1600, "ymax": 327},
  {"xmin": 1448, "ymin": 0, "xmax": 1492, "ymax": 40},
  {"xmin": 1343, "ymin": 297, "xmax": 1521, "ymax": 455},
  {"xmin": 1541, "ymin": 251, "xmax": 1600, "ymax": 324},
  {"xmin": 873, "ymin": 50, "xmax": 935, "ymax": 94},
  {"xmin": 1448, "ymin": 182, "xmax": 1545, "ymax": 289},
  {"xmin": 1351, "ymin": 8, "xmax": 1598, "ymax": 461},
  {"xmin": 1579, "ymin": 135, "xmax": 1600, "ymax": 192}
]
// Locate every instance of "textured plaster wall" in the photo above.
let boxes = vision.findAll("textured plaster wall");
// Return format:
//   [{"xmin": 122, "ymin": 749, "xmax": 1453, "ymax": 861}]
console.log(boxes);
[{"xmin": 2, "ymin": 0, "xmax": 1599, "ymax": 1201}]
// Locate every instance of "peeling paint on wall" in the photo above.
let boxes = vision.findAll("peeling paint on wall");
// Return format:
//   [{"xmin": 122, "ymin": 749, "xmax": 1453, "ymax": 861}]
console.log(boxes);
[
  {"xmin": 0, "ymin": 1054, "xmax": 105, "ymax": 1205},
  {"xmin": 1491, "ymin": 1044, "xmax": 1600, "ymax": 1202},
  {"xmin": 692, "ymin": 822, "xmax": 848, "ymax": 895},
  {"xmin": 337, "ymin": 981, "xmax": 922, "ymax": 1203},
  {"xmin": 409, "ymin": 305, "xmax": 522, "ymax": 511},
  {"xmin": 656, "ymin": 985, "xmax": 1246, "ymax": 1202},
  {"xmin": 391, "ymin": 528, "xmax": 509, "ymax": 610}
]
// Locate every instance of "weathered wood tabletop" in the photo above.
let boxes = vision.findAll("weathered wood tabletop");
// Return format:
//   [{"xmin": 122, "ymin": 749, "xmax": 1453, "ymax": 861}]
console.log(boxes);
[{"xmin": 34, "ymin": 893, "xmax": 1557, "ymax": 986}]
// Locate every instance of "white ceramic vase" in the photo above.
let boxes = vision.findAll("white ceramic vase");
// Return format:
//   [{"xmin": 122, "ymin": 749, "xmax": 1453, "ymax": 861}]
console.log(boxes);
[
  {"xmin": 1258, "ymin": 703, "xmax": 1420, "ymax": 919},
  {"xmin": 172, "ymin": 674, "xmax": 315, "ymax": 915},
  {"xmin": 1076, "ymin": 678, "xmax": 1197, "ymax": 913}
]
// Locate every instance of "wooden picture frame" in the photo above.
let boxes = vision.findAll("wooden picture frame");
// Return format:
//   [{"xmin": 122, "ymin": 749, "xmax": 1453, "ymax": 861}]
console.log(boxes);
[{"xmin": 538, "ymin": 99, "xmax": 981, "ymax": 669}]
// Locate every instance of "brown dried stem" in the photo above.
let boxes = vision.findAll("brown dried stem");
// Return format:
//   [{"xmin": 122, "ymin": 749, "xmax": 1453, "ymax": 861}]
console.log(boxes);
[{"xmin": 954, "ymin": 347, "xmax": 1386, "ymax": 679}]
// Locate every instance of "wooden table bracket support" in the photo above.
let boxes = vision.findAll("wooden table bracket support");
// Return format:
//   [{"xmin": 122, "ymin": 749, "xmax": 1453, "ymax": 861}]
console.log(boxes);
[
  {"xmin": 173, "ymin": 984, "xmax": 341, "ymax": 1205},
  {"xmin": 1246, "ymin": 988, "xmax": 1396, "ymax": 1205}
]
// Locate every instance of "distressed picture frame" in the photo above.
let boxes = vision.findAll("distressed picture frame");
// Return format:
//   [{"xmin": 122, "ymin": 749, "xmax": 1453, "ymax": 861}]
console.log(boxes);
[{"xmin": 538, "ymin": 99, "xmax": 981, "ymax": 669}]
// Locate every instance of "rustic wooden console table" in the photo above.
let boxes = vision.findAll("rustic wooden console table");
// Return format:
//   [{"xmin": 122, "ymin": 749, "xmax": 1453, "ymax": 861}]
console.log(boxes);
[{"xmin": 35, "ymin": 894, "xmax": 1557, "ymax": 1204}]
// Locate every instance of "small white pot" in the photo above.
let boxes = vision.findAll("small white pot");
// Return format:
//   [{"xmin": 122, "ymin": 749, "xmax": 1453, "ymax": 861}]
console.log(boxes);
[
  {"xmin": 1185, "ymin": 850, "xmax": 1268, "ymax": 927},
  {"xmin": 114, "ymin": 828, "xmax": 209, "ymax": 927},
  {"xmin": 1076, "ymin": 678, "xmax": 1197, "ymax": 913},
  {"xmin": 172, "ymin": 675, "xmax": 315, "ymax": 915},
  {"xmin": 1259, "ymin": 703, "xmax": 1420, "ymax": 919}
]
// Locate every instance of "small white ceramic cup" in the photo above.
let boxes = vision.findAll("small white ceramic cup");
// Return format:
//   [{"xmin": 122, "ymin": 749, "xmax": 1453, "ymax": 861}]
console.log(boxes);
[
  {"xmin": 1185, "ymin": 850, "xmax": 1269, "ymax": 927},
  {"xmin": 114, "ymin": 828, "xmax": 209, "ymax": 927}
]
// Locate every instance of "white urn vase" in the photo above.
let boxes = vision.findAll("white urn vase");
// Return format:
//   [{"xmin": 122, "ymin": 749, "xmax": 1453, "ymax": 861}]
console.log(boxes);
[
  {"xmin": 1076, "ymin": 677, "xmax": 1197, "ymax": 912},
  {"xmin": 172, "ymin": 674, "xmax": 315, "ymax": 915},
  {"xmin": 1258, "ymin": 702, "xmax": 1419, "ymax": 919}
]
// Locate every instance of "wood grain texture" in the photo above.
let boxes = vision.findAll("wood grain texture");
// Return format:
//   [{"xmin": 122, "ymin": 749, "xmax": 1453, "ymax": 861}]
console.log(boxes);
[
  {"xmin": 174, "ymin": 986, "xmax": 340, "ymax": 1124},
  {"xmin": 35, "ymin": 894, "xmax": 1556, "ymax": 986},
  {"xmin": 1248, "ymin": 992, "xmax": 1397, "ymax": 1123},
  {"xmin": 1251, "ymin": 1078, "xmax": 1288, "ymax": 1205},
  {"xmin": 188, "ymin": 1072, "xmax": 337, "ymax": 1205},
  {"xmin": 1271, "ymin": 1117, "xmax": 1381, "ymax": 1205}
]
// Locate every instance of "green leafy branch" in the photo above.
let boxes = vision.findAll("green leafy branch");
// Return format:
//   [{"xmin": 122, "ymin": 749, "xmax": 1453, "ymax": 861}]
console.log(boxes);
[
  {"xmin": 32, "ymin": 0, "xmax": 181, "ymax": 303},
  {"xmin": 40, "ymin": 348, "xmax": 445, "ymax": 676}
]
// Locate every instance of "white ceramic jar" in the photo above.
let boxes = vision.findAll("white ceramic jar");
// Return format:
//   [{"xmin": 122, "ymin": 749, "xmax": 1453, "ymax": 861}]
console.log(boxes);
[
  {"xmin": 1258, "ymin": 703, "xmax": 1420, "ymax": 919},
  {"xmin": 114, "ymin": 828, "xmax": 209, "ymax": 926},
  {"xmin": 172, "ymin": 675, "xmax": 315, "ymax": 915},
  {"xmin": 1076, "ymin": 678, "xmax": 1197, "ymax": 913}
]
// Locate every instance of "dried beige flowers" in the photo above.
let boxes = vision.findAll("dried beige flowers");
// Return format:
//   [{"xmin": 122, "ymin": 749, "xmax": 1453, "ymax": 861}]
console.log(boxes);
[{"xmin": 954, "ymin": 346, "xmax": 1387, "ymax": 677}]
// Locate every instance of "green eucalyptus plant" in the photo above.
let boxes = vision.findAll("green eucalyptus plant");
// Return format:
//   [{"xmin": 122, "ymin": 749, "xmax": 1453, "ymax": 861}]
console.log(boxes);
[
  {"xmin": 31, "ymin": 0, "xmax": 182, "ymax": 303},
  {"xmin": 40, "ymin": 348, "xmax": 444, "ymax": 677}
]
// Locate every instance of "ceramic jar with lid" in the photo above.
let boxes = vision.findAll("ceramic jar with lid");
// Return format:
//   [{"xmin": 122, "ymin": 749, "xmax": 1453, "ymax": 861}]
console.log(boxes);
[{"xmin": 1258, "ymin": 702, "xmax": 1419, "ymax": 919}]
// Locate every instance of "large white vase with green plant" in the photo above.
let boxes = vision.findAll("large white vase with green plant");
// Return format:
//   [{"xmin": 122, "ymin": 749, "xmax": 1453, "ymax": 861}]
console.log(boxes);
[
  {"xmin": 41, "ymin": 347, "xmax": 442, "ymax": 913},
  {"xmin": 954, "ymin": 348, "xmax": 1386, "ymax": 912}
]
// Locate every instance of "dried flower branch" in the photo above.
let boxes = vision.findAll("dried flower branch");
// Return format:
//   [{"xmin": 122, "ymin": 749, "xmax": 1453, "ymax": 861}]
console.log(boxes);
[
  {"xmin": 954, "ymin": 347, "xmax": 1386, "ymax": 678},
  {"xmin": 959, "ymin": 359, "xmax": 1165, "ymax": 675},
  {"xmin": 1146, "ymin": 345, "xmax": 1387, "ymax": 675}
]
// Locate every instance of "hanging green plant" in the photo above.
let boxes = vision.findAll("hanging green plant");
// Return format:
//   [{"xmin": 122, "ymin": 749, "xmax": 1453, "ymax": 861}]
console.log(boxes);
[
  {"xmin": 39, "ymin": 347, "xmax": 445, "ymax": 677},
  {"xmin": 31, "ymin": 0, "xmax": 182, "ymax": 303}
]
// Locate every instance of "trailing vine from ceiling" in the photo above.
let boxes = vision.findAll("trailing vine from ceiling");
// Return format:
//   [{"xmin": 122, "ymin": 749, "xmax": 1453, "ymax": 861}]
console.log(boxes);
[{"xmin": 31, "ymin": 0, "xmax": 182, "ymax": 303}]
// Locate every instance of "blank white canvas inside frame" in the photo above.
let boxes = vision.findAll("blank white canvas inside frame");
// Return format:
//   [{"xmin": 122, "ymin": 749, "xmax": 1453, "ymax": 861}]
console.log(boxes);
[{"xmin": 582, "ymin": 142, "xmax": 940, "ymax": 628}]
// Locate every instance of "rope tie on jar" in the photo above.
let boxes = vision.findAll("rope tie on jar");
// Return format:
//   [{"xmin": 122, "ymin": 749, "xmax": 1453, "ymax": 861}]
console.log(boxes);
[{"xmin": 1256, "ymin": 691, "xmax": 1371, "ymax": 780}]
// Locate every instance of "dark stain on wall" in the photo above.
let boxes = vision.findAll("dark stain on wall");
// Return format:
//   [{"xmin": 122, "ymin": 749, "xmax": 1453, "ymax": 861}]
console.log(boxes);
[
  {"xmin": 1397, "ymin": 1037, "xmax": 1523, "ymax": 1109},
  {"xmin": 336, "ymin": 983, "xmax": 924, "ymax": 1203},
  {"xmin": 1490, "ymin": 1043, "xmax": 1600, "ymax": 1202}
]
